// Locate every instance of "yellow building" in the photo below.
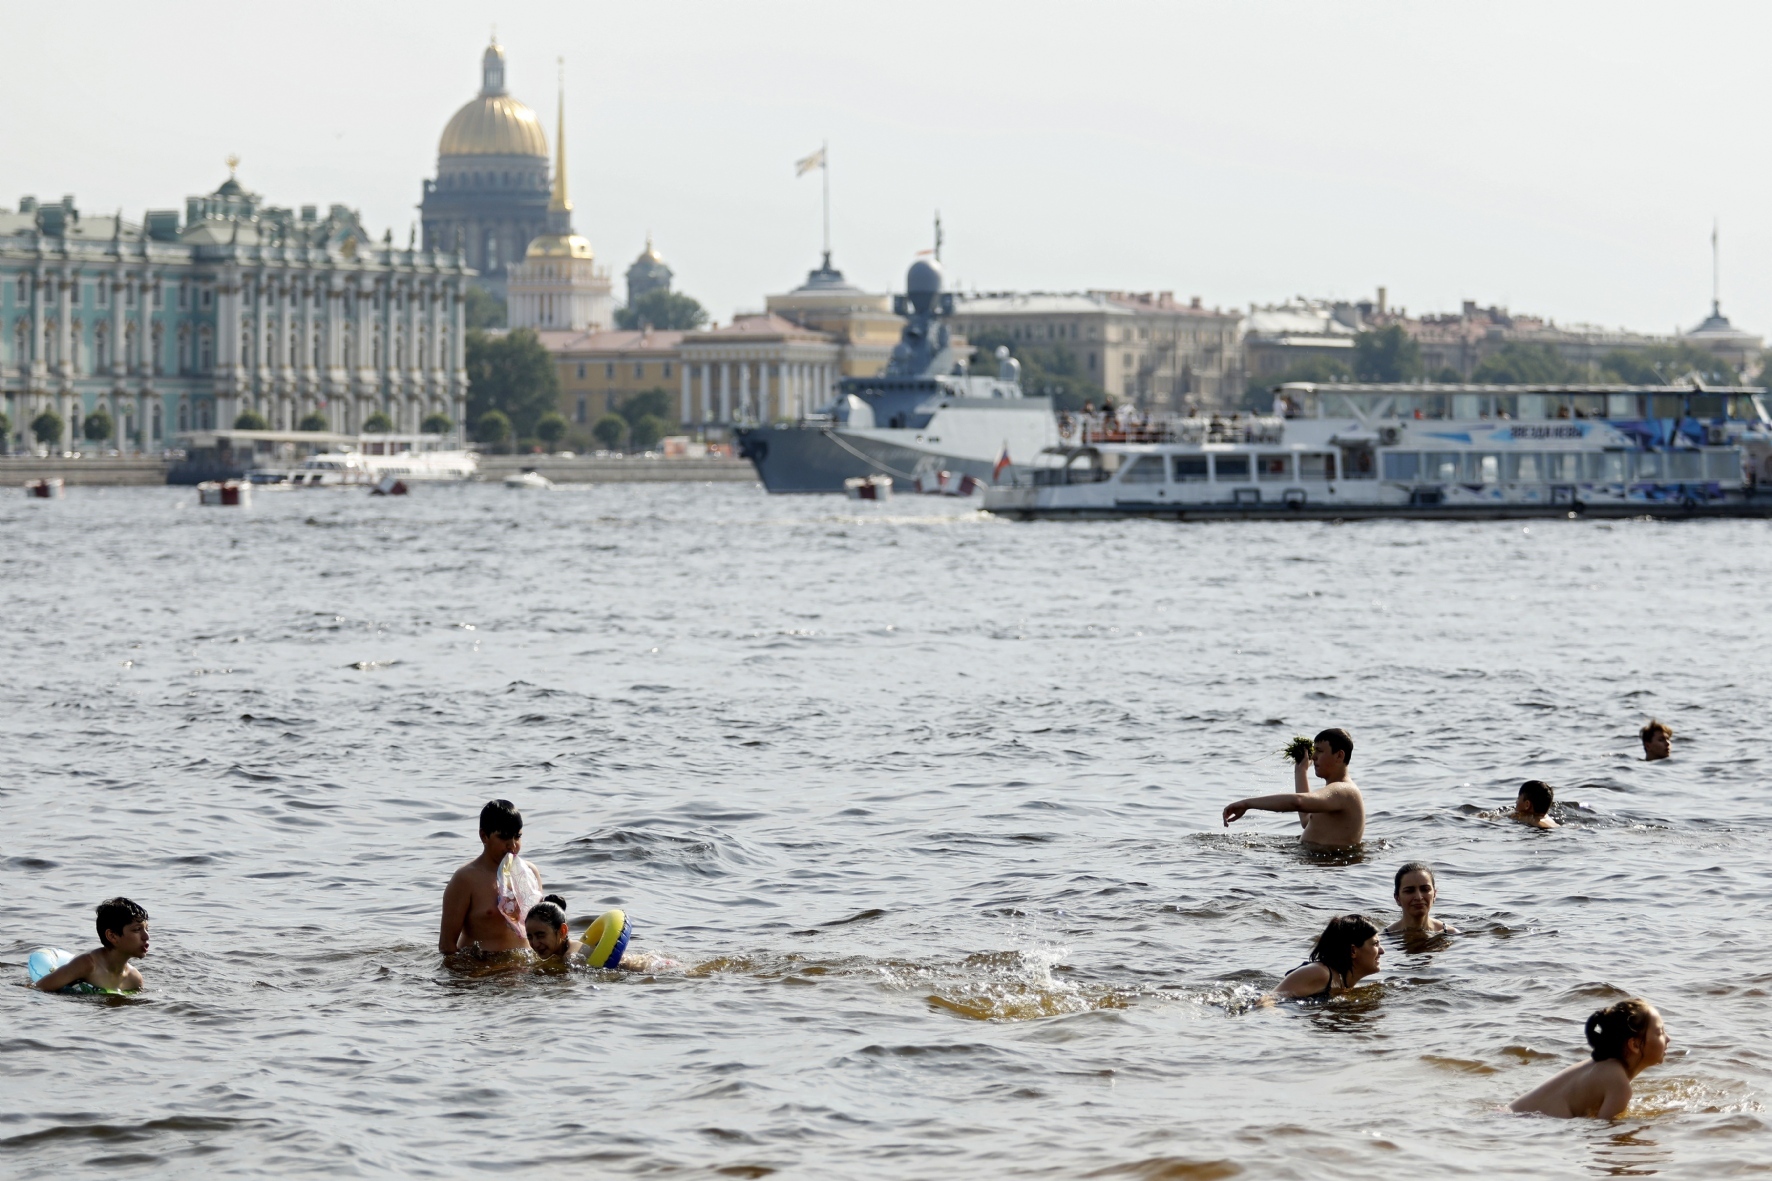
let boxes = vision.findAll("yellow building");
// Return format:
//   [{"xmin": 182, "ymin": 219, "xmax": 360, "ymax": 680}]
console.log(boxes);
[
  {"xmin": 764, "ymin": 253, "xmax": 901, "ymax": 377},
  {"xmin": 543, "ymin": 327, "xmax": 686, "ymax": 424}
]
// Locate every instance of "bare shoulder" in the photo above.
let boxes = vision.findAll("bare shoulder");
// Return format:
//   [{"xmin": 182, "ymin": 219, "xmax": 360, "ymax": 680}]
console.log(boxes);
[{"xmin": 1276, "ymin": 962, "xmax": 1330, "ymax": 998}]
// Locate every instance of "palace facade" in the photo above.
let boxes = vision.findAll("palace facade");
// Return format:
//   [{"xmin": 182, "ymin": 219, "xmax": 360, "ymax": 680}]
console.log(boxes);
[{"xmin": 0, "ymin": 172, "xmax": 470, "ymax": 452}]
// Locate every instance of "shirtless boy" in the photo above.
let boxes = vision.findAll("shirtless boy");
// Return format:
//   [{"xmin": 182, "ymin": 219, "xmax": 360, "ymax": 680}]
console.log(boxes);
[
  {"xmin": 1222, "ymin": 728, "xmax": 1365, "ymax": 849},
  {"xmin": 439, "ymin": 799, "xmax": 540, "ymax": 956},
  {"xmin": 34, "ymin": 897, "xmax": 149, "ymax": 993},
  {"xmin": 1513, "ymin": 780, "xmax": 1558, "ymax": 829}
]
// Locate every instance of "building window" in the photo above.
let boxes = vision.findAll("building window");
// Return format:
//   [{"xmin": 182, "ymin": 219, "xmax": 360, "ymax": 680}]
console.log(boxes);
[
  {"xmin": 663, "ymin": 362, "xmax": 672, "ymax": 378},
  {"xmin": 1088, "ymin": 352, "xmax": 1096, "ymax": 370},
  {"xmin": 15, "ymin": 275, "xmax": 27, "ymax": 301},
  {"xmin": 605, "ymin": 362, "xmax": 615, "ymax": 379},
  {"xmin": 576, "ymin": 396, "xmax": 587, "ymax": 423},
  {"xmin": 97, "ymin": 282, "xmax": 108, "ymax": 307},
  {"xmin": 200, "ymin": 287, "xmax": 212, "ymax": 309},
  {"xmin": 70, "ymin": 282, "xmax": 81, "ymax": 307},
  {"xmin": 1123, "ymin": 353, "xmax": 1132, "ymax": 368},
  {"xmin": 576, "ymin": 363, "xmax": 585, "ymax": 379},
  {"xmin": 634, "ymin": 362, "xmax": 644, "ymax": 378},
  {"xmin": 153, "ymin": 285, "xmax": 162, "ymax": 308},
  {"xmin": 178, "ymin": 283, "xmax": 188, "ymax": 310}
]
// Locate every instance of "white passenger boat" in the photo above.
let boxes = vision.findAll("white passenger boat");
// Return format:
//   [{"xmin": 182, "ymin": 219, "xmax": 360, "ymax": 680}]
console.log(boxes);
[
  {"xmin": 983, "ymin": 382, "xmax": 1772, "ymax": 521},
  {"xmin": 171, "ymin": 429, "xmax": 477, "ymax": 487}
]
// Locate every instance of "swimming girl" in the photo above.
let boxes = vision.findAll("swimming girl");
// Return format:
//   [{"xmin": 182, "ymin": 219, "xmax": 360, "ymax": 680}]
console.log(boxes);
[
  {"xmin": 1513, "ymin": 780, "xmax": 1558, "ymax": 829},
  {"xmin": 524, "ymin": 895, "xmax": 663, "ymax": 971},
  {"xmin": 1274, "ymin": 914, "xmax": 1382, "ymax": 1000},
  {"xmin": 1384, "ymin": 861, "xmax": 1456, "ymax": 936},
  {"xmin": 1510, "ymin": 998, "xmax": 1668, "ymax": 1118}
]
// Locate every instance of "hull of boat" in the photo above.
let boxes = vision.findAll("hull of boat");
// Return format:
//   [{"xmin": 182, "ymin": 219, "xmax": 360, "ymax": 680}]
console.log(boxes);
[{"xmin": 736, "ymin": 424, "xmax": 1020, "ymax": 494}]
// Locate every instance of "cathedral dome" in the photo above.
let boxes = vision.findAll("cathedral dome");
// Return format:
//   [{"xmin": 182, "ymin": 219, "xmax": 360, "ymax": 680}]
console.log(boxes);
[{"xmin": 439, "ymin": 41, "xmax": 548, "ymax": 158}]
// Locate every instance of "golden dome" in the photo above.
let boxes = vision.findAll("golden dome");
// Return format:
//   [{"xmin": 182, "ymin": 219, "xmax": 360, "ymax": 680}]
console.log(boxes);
[
  {"xmin": 439, "ymin": 40, "xmax": 548, "ymax": 158},
  {"xmin": 525, "ymin": 233, "xmax": 594, "ymax": 260},
  {"xmin": 440, "ymin": 94, "xmax": 547, "ymax": 157}
]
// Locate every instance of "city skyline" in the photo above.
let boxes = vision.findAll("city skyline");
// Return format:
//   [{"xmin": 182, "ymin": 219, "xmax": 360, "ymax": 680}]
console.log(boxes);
[{"xmin": 4, "ymin": 0, "xmax": 1768, "ymax": 337}]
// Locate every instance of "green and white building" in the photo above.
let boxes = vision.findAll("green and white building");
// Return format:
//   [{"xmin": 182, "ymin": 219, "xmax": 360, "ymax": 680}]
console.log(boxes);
[{"xmin": 0, "ymin": 170, "xmax": 471, "ymax": 453}]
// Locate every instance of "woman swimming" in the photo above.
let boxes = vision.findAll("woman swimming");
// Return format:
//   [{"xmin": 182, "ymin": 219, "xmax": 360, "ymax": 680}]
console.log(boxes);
[
  {"xmin": 524, "ymin": 896, "xmax": 665, "ymax": 971},
  {"xmin": 1510, "ymin": 998, "xmax": 1668, "ymax": 1118},
  {"xmin": 1384, "ymin": 861, "xmax": 1456, "ymax": 936},
  {"xmin": 1274, "ymin": 914, "xmax": 1382, "ymax": 1000}
]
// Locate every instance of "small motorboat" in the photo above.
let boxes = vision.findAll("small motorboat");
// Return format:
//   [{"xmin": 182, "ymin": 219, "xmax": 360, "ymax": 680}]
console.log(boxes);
[
  {"xmin": 197, "ymin": 480, "xmax": 251, "ymax": 506},
  {"xmin": 503, "ymin": 467, "xmax": 554, "ymax": 490},
  {"xmin": 371, "ymin": 476, "xmax": 409, "ymax": 496},
  {"xmin": 24, "ymin": 478, "xmax": 63, "ymax": 499},
  {"xmin": 844, "ymin": 474, "xmax": 892, "ymax": 501}
]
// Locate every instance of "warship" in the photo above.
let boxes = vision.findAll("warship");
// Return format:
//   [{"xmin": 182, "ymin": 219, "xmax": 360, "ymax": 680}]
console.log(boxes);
[{"xmin": 735, "ymin": 257, "xmax": 1059, "ymax": 493}]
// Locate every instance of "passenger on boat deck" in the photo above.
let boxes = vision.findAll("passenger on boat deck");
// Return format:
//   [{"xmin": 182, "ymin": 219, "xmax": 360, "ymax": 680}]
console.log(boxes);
[
  {"xmin": 1510, "ymin": 998, "xmax": 1668, "ymax": 1119},
  {"xmin": 1513, "ymin": 780, "xmax": 1558, "ymax": 829},
  {"xmin": 439, "ymin": 799, "xmax": 539, "ymax": 957},
  {"xmin": 1641, "ymin": 719, "xmax": 1672, "ymax": 762},
  {"xmin": 1222, "ymin": 728, "xmax": 1365, "ymax": 849},
  {"xmin": 1274, "ymin": 915, "xmax": 1382, "ymax": 1000},
  {"xmin": 1384, "ymin": 861, "xmax": 1456, "ymax": 936}
]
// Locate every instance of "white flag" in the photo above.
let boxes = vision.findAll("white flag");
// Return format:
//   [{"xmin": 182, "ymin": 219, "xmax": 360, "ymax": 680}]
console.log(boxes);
[{"xmin": 794, "ymin": 146, "xmax": 826, "ymax": 177}]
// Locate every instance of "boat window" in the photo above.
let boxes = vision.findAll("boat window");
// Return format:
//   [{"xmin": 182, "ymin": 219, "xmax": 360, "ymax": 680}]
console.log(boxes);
[
  {"xmin": 1341, "ymin": 448, "xmax": 1377, "ymax": 479},
  {"xmin": 1256, "ymin": 453, "xmax": 1293, "ymax": 481},
  {"xmin": 1504, "ymin": 453, "xmax": 1542, "ymax": 482},
  {"xmin": 1119, "ymin": 455, "xmax": 1166, "ymax": 484},
  {"xmin": 1545, "ymin": 452, "xmax": 1581, "ymax": 482},
  {"xmin": 1705, "ymin": 449, "xmax": 1742, "ymax": 482},
  {"xmin": 1665, "ymin": 451, "xmax": 1703, "ymax": 481},
  {"xmin": 1633, "ymin": 452, "xmax": 1662, "ymax": 481},
  {"xmin": 1381, "ymin": 452, "xmax": 1418, "ymax": 481},
  {"xmin": 1424, "ymin": 453, "xmax": 1459, "ymax": 482},
  {"xmin": 1212, "ymin": 454, "xmax": 1250, "ymax": 481},
  {"xmin": 1298, "ymin": 452, "xmax": 1334, "ymax": 481},
  {"xmin": 1461, "ymin": 454, "xmax": 1500, "ymax": 484},
  {"xmin": 1583, "ymin": 452, "xmax": 1626, "ymax": 483},
  {"xmin": 1172, "ymin": 455, "xmax": 1209, "ymax": 482}
]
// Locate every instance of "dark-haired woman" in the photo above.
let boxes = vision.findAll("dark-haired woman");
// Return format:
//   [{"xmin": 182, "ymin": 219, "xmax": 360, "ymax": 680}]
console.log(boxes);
[
  {"xmin": 1274, "ymin": 915, "xmax": 1383, "ymax": 1000},
  {"xmin": 1510, "ymin": 998, "xmax": 1667, "ymax": 1118},
  {"xmin": 1384, "ymin": 862, "xmax": 1456, "ymax": 937}
]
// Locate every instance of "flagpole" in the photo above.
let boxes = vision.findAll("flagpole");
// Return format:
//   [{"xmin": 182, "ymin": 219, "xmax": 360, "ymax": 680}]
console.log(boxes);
[{"xmin": 821, "ymin": 140, "xmax": 830, "ymax": 265}]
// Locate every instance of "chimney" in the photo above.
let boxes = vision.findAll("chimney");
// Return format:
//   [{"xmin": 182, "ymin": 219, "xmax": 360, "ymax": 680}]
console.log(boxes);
[{"xmin": 1376, "ymin": 286, "xmax": 1387, "ymax": 315}]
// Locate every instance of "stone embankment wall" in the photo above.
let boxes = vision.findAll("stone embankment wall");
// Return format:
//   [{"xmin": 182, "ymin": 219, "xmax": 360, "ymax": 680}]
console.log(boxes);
[
  {"xmin": 475, "ymin": 456, "xmax": 756, "ymax": 483},
  {"xmin": 0, "ymin": 455, "xmax": 757, "ymax": 486}
]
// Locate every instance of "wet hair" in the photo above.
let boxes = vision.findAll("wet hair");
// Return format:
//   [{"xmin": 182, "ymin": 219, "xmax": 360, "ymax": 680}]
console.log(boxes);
[
  {"xmin": 96, "ymin": 897, "xmax": 149, "ymax": 947},
  {"xmin": 1640, "ymin": 719, "xmax": 1672, "ymax": 745},
  {"xmin": 1586, "ymin": 998, "xmax": 1656, "ymax": 1062},
  {"xmin": 1393, "ymin": 861, "xmax": 1435, "ymax": 896},
  {"xmin": 479, "ymin": 799, "xmax": 522, "ymax": 840},
  {"xmin": 1518, "ymin": 780, "xmax": 1554, "ymax": 815},
  {"xmin": 1309, "ymin": 914, "xmax": 1379, "ymax": 976},
  {"xmin": 526, "ymin": 894, "xmax": 568, "ymax": 930},
  {"xmin": 1314, "ymin": 728, "xmax": 1353, "ymax": 762}
]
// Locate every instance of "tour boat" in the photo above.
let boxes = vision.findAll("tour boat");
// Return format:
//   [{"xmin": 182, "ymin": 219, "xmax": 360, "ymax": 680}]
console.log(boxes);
[
  {"xmin": 503, "ymin": 468, "xmax": 554, "ymax": 490},
  {"xmin": 982, "ymin": 382, "xmax": 1772, "ymax": 521}
]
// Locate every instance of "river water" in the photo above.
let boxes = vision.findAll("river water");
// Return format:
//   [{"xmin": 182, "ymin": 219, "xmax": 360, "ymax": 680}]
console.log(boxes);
[{"xmin": 2, "ymin": 483, "xmax": 1767, "ymax": 1178}]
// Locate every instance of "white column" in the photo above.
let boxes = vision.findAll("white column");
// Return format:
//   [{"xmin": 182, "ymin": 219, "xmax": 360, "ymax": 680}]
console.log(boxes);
[
  {"xmin": 698, "ymin": 362, "xmax": 711, "ymax": 424},
  {"xmin": 718, "ymin": 361, "xmax": 732, "ymax": 423},
  {"xmin": 757, "ymin": 362, "xmax": 771, "ymax": 422},
  {"xmin": 738, "ymin": 361, "xmax": 751, "ymax": 423},
  {"xmin": 680, "ymin": 359, "xmax": 691, "ymax": 424}
]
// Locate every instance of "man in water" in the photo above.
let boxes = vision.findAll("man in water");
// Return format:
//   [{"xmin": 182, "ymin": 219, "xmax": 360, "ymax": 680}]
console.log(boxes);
[
  {"xmin": 1222, "ymin": 728, "xmax": 1365, "ymax": 849},
  {"xmin": 1640, "ymin": 719, "xmax": 1672, "ymax": 761},
  {"xmin": 438, "ymin": 799, "xmax": 539, "ymax": 956},
  {"xmin": 1512, "ymin": 780, "xmax": 1558, "ymax": 829}
]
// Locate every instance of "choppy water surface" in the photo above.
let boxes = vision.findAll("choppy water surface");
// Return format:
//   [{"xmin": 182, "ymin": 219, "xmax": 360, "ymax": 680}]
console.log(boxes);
[{"xmin": 3, "ymin": 484, "xmax": 1769, "ymax": 1178}]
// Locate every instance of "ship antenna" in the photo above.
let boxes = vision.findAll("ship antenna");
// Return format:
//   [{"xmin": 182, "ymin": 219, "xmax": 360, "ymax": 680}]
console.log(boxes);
[
  {"xmin": 1712, "ymin": 217, "xmax": 1720, "ymax": 315},
  {"xmin": 933, "ymin": 210, "xmax": 942, "ymax": 262},
  {"xmin": 822, "ymin": 139, "xmax": 830, "ymax": 267}
]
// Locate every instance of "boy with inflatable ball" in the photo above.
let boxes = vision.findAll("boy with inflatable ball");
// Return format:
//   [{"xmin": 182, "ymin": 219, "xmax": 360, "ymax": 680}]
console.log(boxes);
[{"xmin": 32, "ymin": 897, "xmax": 150, "ymax": 993}]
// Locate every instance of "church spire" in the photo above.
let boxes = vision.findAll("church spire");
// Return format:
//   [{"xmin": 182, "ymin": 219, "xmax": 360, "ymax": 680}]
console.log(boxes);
[{"xmin": 550, "ymin": 59, "xmax": 571, "ymax": 217}]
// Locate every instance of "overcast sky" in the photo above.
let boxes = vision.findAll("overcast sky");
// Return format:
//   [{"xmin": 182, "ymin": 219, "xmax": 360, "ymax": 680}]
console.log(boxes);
[{"xmin": 6, "ymin": 1, "xmax": 1767, "ymax": 338}]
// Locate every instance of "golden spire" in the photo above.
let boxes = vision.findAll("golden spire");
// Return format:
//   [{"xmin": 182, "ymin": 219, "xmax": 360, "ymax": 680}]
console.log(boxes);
[
  {"xmin": 550, "ymin": 58, "xmax": 571, "ymax": 215},
  {"xmin": 226, "ymin": 153, "xmax": 240, "ymax": 177}
]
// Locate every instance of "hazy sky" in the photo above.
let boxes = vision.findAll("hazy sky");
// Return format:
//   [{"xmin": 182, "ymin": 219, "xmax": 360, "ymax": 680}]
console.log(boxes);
[{"xmin": 6, "ymin": 1, "xmax": 1768, "ymax": 339}]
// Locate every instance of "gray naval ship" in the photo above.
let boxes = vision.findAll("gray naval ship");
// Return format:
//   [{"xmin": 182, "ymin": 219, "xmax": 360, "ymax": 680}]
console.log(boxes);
[{"xmin": 735, "ymin": 257, "xmax": 1060, "ymax": 493}]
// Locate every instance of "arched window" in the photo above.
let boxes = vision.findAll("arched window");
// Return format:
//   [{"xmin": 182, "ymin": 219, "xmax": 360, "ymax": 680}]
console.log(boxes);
[
  {"xmin": 177, "ymin": 399, "xmax": 189, "ymax": 432},
  {"xmin": 152, "ymin": 324, "xmax": 163, "ymax": 375},
  {"xmin": 199, "ymin": 328, "xmax": 213, "ymax": 372},
  {"xmin": 178, "ymin": 326, "xmax": 190, "ymax": 374},
  {"xmin": 15, "ymin": 274, "xmax": 28, "ymax": 302}
]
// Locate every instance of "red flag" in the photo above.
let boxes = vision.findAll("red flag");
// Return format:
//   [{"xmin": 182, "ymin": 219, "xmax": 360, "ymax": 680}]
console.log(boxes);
[{"xmin": 992, "ymin": 445, "xmax": 1011, "ymax": 483}]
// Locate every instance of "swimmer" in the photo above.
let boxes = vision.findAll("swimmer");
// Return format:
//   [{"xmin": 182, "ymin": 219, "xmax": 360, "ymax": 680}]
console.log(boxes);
[
  {"xmin": 524, "ymin": 895, "xmax": 669, "ymax": 971},
  {"xmin": 1385, "ymin": 861, "xmax": 1456, "ymax": 936},
  {"xmin": 439, "ymin": 799, "xmax": 541, "ymax": 957},
  {"xmin": 1513, "ymin": 780, "xmax": 1558, "ymax": 829},
  {"xmin": 1510, "ymin": 998, "xmax": 1668, "ymax": 1118},
  {"xmin": 1274, "ymin": 914, "xmax": 1382, "ymax": 1000},
  {"xmin": 1223, "ymin": 727, "xmax": 1365, "ymax": 849},
  {"xmin": 33, "ymin": 897, "xmax": 149, "ymax": 993},
  {"xmin": 1641, "ymin": 719, "xmax": 1672, "ymax": 762}
]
